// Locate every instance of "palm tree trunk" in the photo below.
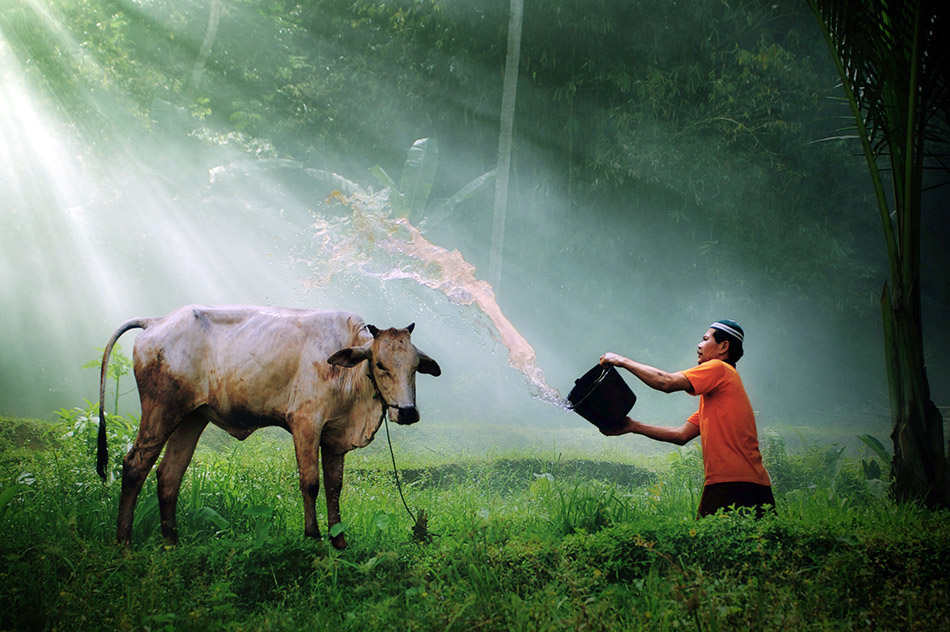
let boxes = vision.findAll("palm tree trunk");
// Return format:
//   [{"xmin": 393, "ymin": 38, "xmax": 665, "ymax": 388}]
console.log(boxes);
[{"xmin": 882, "ymin": 282, "xmax": 947, "ymax": 505}]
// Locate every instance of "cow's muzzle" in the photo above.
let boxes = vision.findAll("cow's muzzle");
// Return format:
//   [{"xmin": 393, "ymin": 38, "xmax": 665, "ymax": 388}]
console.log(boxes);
[{"xmin": 391, "ymin": 406, "xmax": 420, "ymax": 425}]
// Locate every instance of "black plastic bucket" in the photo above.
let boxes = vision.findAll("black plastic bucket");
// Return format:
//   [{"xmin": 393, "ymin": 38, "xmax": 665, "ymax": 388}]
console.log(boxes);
[{"xmin": 567, "ymin": 365, "xmax": 637, "ymax": 431}]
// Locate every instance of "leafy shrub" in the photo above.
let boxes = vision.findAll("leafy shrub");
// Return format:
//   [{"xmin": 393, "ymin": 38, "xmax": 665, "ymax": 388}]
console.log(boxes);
[{"xmin": 53, "ymin": 399, "xmax": 139, "ymax": 483}]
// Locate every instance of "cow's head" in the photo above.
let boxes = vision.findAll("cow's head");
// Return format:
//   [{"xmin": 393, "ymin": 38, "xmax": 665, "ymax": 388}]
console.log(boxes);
[{"xmin": 327, "ymin": 323, "xmax": 441, "ymax": 424}]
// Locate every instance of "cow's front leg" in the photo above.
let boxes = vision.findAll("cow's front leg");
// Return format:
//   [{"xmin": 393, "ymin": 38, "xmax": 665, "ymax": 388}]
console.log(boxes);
[
  {"xmin": 322, "ymin": 448, "xmax": 346, "ymax": 550},
  {"xmin": 292, "ymin": 426, "xmax": 321, "ymax": 539}
]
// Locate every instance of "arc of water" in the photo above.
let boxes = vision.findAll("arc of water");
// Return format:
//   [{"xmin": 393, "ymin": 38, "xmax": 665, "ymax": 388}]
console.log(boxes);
[{"xmin": 312, "ymin": 191, "xmax": 565, "ymax": 407}]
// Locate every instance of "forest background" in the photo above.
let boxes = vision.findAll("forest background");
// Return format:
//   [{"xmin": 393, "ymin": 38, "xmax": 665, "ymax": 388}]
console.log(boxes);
[{"xmin": 1, "ymin": 0, "xmax": 948, "ymax": 438}]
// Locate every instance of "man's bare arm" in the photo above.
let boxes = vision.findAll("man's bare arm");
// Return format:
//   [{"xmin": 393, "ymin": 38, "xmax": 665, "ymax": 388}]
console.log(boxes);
[
  {"xmin": 601, "ymin": 417, "xmax": 700, "ymax": 446},
  {"xmin": 600, "ymin": 353, "xmax": 694, "ymax": 394}
]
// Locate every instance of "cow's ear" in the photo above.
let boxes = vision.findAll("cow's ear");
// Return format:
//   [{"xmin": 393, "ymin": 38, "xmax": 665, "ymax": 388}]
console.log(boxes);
[
  {"xmin": 367, "ymin": 324, "xmax": 380, "ymax": 338},
  {"xmin": 327, "ymin": 344, "xmax": 372, "ymax": 368},
  {"xmin": 417, "ymin": 349, "xmax": 441, "ymax": 377},
  {"xmin": 406, "ymin": 323, "xmax": 415, "ymax": 334}
]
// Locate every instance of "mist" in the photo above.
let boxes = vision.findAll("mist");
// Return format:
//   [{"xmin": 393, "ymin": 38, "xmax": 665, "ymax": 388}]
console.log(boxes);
[{"xmin": 3, "ymin": 0, "xmax": 944, "ymax": 450}]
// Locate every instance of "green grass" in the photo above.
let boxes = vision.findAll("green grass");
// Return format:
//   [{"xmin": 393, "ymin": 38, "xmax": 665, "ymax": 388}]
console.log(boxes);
[{"xmin": 1, "ymin": 412, "xmax": 948, "ymax": 631}]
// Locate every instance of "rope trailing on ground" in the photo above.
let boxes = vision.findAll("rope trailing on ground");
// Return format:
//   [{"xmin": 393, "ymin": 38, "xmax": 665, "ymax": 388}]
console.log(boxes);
[
  {"xmin": 381, "ymin": 410, "xmax": 432, "ymax": 542},
  {"xmin": 381, "ymin": 407, "xmax": 414, "ymax": 522},
  {"xmin": 367, "ymin": 363, "xmax": 433, "ymax": 543}
]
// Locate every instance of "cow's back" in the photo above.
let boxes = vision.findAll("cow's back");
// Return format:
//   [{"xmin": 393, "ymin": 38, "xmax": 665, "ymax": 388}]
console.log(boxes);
[{"xmin": 133, "ymin": 305, "xmax": 367, "ymax": 415}]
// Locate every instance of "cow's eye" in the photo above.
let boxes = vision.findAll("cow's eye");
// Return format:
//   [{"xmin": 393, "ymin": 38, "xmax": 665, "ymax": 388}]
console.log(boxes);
[{"xmin": 376, "ymin": 362, "xmax": 386, "ymax": 371}]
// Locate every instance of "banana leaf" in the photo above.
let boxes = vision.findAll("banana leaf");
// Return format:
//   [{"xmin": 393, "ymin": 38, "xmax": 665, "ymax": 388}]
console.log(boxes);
[
  {"xmin": 428, "ymin": 169, "xmax": 496, "ymax": 222},
  {"xmin": 857, "ymin": 434, "xmax": 891, "ymax": 465},
  {"xmin": 399, "ymin": 137, "xmax": 438, "ymax": 216}
]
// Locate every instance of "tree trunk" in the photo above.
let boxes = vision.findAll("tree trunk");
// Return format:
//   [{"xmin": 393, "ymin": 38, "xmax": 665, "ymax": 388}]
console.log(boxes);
[
  {"xmin": 181, "ymin": 0, "xmax": 223, "ymax": 108},
  {"xmin": 489, "ymin": 0, "xmax": 524, "ymax": 289},
  {"xmin": 882, "ymin": 283, "xmax": 948, "ymax": 506}
]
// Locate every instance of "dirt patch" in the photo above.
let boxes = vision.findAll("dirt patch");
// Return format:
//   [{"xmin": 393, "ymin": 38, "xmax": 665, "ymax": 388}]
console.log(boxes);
[
  {"xmin": 0, "ymin": 418, "xmax": 55, "ymax": 451},
  {"xmin": 356, "ymin": 457, "xmax": 656, "ymax": 491}
]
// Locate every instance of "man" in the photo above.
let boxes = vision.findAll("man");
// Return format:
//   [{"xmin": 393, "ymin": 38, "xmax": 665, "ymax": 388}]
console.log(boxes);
[{"xmin": 599, "ymin": 319, "xmax": 774, "ymax": 518}]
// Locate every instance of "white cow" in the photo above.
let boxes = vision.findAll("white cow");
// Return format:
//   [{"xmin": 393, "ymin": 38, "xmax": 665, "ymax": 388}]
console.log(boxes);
[{"xmin": 97, "ymin": 305, "xmax": 440, "ymax": 549}]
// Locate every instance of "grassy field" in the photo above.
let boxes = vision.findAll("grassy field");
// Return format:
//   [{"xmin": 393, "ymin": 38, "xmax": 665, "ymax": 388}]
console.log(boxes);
[{"xmin": 1, "ymin": 408, "xmax": 948, "ymax": 632}]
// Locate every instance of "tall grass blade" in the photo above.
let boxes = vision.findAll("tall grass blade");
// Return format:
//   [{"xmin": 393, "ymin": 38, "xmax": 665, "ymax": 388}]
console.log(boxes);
[
  {"xmin": 195, "ymin": 506, "xmax": 230, "ymax": 530},
  {"xmin": 0, "ymin": 484, "xmax": 27, "ymax": 523}
]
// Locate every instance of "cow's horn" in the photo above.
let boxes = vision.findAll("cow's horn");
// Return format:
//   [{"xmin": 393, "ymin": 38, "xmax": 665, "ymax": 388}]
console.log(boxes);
[
  {"xmin": 367, "ymin": 324, "xmax": 380, "ymax": 337},
  {"xmin": 406, "ymin": 323, "xmax": 415, "ymax": 334}
]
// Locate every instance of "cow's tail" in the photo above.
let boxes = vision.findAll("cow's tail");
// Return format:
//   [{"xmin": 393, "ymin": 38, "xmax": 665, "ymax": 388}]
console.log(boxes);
[{"xmin": 97, "ymin": 318, "xmax": 151, "ymax": 481}]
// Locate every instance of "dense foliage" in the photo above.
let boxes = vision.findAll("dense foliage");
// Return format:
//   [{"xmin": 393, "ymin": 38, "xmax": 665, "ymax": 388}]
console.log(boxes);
[
  {"xmin": 2, "ymin": 415, "xmax": 948, "ymax": 631},
  {"xmin": 1, "ymin": 0, "xmax": 889, "ymax": 314},
  {"xmin": 6, "ymin": 0, "xmax": 934, "ymax": 420}
]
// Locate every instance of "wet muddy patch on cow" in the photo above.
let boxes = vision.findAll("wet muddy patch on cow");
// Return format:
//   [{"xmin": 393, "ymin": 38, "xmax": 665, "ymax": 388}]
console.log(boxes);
[
  {"xmin": 315, "ymin": 361, "xmax": 347, "ymax": 383},
  {"xmin": 136, "ymin": 349, "xmax": 191, "ymax": 409}
]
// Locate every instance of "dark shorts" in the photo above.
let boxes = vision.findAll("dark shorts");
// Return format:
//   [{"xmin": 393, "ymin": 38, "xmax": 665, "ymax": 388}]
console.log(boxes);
[{"xmin": 697, "ymin": 482, "xmax": 776, "ymax": 519}]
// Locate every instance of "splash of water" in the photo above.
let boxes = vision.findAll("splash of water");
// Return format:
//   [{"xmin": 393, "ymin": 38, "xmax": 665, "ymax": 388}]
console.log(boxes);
[{"xmin": 307, "ymin": 190, "xmax": 567, "ymax": 408}]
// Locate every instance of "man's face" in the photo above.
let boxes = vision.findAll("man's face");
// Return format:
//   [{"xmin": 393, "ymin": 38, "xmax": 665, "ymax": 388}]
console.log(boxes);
[{"xmin": 697, "ymin": 328, "xmax": 728, "ymax": 364}]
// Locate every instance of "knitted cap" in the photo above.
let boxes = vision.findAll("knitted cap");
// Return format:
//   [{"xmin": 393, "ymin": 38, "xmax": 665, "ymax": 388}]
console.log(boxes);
[{"xmin": 710, "ymin": 319, "xmax": 744, "ymax": 342}]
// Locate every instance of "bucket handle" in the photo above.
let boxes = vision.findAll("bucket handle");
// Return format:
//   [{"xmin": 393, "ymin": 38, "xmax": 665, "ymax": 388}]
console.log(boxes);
[{"xmin": 568, "ymin": 365, "xmax": 611, "ymax": 411}]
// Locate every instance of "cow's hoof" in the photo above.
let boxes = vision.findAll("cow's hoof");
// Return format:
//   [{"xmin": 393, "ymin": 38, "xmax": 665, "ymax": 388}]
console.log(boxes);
[{"xmin": 331, "ymin": 533, "xmax": 348, "ymax": 550}]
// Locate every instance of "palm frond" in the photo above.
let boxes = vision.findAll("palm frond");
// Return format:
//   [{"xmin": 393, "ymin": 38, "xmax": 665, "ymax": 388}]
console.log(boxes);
[{"xmin": 811, "ymin": 0, "xmax": 948, "ymax": 159}]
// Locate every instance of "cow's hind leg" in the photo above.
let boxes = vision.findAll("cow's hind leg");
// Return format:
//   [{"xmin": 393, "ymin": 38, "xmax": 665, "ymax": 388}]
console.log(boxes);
[
  {"xmin": 292, "ymin": 426, "xmax": 321, "ymax": 539},
  {"xmin": 156, "ymin": 413, "xmax": 207, "ymax": 544},
  {"xmin": 117, "ymin": 401, "xmax": 179, "ymax": 544},
  {"xmin": 322, "ymin": 448, "xmax": 347, "ymax": 550}
]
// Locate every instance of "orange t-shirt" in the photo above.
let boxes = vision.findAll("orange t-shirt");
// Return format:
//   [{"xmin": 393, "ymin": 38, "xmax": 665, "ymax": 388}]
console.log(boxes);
[{"xmin": 682, "ymin": 359, "xmax": 771, "ymax": 486}]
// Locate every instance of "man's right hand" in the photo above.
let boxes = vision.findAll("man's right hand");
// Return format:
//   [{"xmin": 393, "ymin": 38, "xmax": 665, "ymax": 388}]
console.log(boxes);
[{"xmin": 599, "ymin": 416, "xmax": 636, "ymax": 436}]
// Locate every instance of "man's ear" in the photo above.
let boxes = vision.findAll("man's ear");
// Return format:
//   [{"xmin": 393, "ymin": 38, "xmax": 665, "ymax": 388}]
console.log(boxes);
[
  {"xmin": 327, "ymin": 343, "xmax": 372, "ymax": 367},
  {"xmin": 417, "ymin": 349, "xmax": 441, "ymax": 377},
  {"xmin": 718, "ymin": 339, "xmax": 730, "ymax": 358}
]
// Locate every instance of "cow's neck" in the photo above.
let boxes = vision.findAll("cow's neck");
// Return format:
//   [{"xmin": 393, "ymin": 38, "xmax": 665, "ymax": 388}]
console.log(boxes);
[{"xmin": 318, "ymin": 365, "xmax": 385, "ymax": 453}]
